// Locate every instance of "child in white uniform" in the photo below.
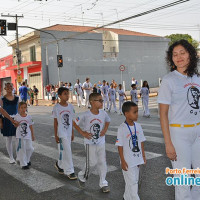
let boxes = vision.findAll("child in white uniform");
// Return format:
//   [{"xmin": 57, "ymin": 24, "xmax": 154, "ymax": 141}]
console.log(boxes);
[
  {"xmin": 140, "ymin": 81, "xmax": 150, "ymax": 117},
  {"xmin": 108, "ymin": 83, "xmax": 117, "ymax": 113},
  {"xmin": 130, "ymin": 84, "xmax": 138, "ymax": 105},
  {"xmin": 53, "ymin": 87, "xmax": 77, "ymax": 180},
  {"xmin": 116, "ymin": 101, "xmax": 146, "ymax": 200},
  {"xmin": 74, "ymin": 93, "xmax": 111, "ymax": 193},
  {"xmin": 118, "ymin": 84, "xmax": 126, "ymax": 115},
  {"xmin": 15, "ymin": 102, "xmax": 35, "ymax": 169},
  {"xmin": 101, "ymin": 80, "xmax": 109, "ymax": 110},
  {"xmin": 74, "ymin": 79, "xmax": 83, "ymax": 107},
  {"xmin": 82, "ymin": 78, "xmax": 92, "ymax": 108}
]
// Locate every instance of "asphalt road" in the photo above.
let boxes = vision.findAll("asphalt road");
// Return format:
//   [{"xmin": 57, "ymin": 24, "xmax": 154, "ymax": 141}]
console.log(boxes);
[{"xmin": 0, "ymin": 97, "xmax": 174, "ymax": 200}]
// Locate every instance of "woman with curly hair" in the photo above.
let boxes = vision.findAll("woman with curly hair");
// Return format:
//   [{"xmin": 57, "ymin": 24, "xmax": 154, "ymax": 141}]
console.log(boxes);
[{"xmin": 158, "ymin": 39, "xmax": 200, "ymax": 200}]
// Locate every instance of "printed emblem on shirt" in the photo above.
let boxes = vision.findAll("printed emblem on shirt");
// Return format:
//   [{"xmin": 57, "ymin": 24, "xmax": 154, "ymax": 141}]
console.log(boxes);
[
  {"xmin": 128, "ymin": 133, "xmax": 141, "ymax": 157},
  {"xmin": 20, "ymin": 122, "xmax": 28, "ymax": 137},
  {"xmin": 187, "ymin": 86, "xmax": 200, "ymax": 111},
  {"xmin": 60, "ymin": 110, "xmax": 71, "ymax": 130},
  {"xmin": 90, "ymin": 123, "xmax": 100, "ymax": 144}
]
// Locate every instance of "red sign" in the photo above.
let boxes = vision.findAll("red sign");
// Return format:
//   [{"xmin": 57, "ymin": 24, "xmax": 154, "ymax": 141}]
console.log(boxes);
[{"xmin": 119, "ymin": 65, "xmax": 125, "ymax": 71}]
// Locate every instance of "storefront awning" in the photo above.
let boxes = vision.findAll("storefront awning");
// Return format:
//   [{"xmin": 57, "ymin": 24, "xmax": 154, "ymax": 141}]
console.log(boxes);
[{"xmin": 6, "ymin": 61, "xmax": 41, "ymax": 70}]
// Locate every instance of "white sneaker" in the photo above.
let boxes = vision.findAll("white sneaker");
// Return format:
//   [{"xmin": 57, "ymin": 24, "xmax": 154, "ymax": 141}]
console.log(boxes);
[{"xmin": 9, "ymin": 158, "xmax": 16, "ymax": 164}]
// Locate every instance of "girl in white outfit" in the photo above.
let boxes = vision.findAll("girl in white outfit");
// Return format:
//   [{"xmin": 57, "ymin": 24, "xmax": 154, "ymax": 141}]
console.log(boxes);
[
  {"xmin": 140, "ymin": 81, "xmax": 150, "ymax": 117},
  {"xmin": 158, "ymin": 39, "xmax": 200, "ymax": 200},
  {"xmin": 118, "ymin": 84, "xmax": 126, "ymax": 115}
]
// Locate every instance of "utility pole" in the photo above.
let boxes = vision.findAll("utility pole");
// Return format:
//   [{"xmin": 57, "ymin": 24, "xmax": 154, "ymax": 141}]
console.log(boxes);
[{"xmin": 1, "ymin": 14, "xmax": 24, "ymax": 77}]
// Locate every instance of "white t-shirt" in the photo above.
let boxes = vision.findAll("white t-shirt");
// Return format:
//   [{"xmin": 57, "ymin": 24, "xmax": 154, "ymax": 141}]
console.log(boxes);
[
  {"xmin": 140, "ymin": 87, "xmax": 149, "ymax": 99},
  {"xmin": 14, "ymin": 114, "xmax": 34, "ymax": 140},
  {"xmin": 82, "ymin": 82, "xmax": 92, "ymax": 94},
  {"xmin": 130, "ymin": 89, "xmax": 138, "ymax": 103},
  {"xmin": 158, "ymin": 70, "xmax": 200, "ymax": 124},
  {"xmin": 74, "ymin": 83, "xmax": 83, "ymax": 95},
  {"xmin": 75, "ymin": 110, "xmax": 111, "ymax": 145},
  {"xmin": 108, "ymin": 88, "xmax": 116, "ymax": 100},
  {"xmin": 116, "ymin": 122, "xmax": 146, "ymax": 168},
  {"xmin": 101, "ymin": 85, "xmax": 109, "ymax": 96},
  {"xmin": 52, "ymin": 103, "xmax": 75, "ymax": 138},
  {"xmin": 118, "ymin": 89, "xmax": 125, "ymax": 101}
]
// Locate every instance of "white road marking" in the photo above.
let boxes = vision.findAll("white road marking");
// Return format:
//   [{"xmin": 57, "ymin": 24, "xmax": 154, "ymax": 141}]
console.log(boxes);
[{"xmin": 0, "ymin": 152, "xmax": 65, "ymax": 193}]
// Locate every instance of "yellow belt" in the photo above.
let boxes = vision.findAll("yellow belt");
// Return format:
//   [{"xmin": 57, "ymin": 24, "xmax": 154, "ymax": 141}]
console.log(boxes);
[{"xmin": 170, "ymin": 122, "xmax": 200, "ymax": 128}]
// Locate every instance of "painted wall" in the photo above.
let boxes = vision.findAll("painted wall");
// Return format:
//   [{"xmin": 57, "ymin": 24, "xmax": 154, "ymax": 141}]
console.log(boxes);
[{"xmin": 41, "ymin": 30, "xmax": 170, "ymax": 89}]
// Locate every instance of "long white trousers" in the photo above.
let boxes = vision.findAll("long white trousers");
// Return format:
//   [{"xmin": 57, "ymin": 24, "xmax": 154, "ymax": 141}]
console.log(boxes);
[
  {"xmin": 78, "ymin": 144, "xmax": 108, "ymax": 188},
  {"xmin": 6, "ymin": 136, "xmax": 16, "ymax": 160},
  {"xmin": 16, "ymin": 138, "xmax": 34, "ymax": 167},
  {"xmin": 103, "ymin": 95, "xmax": 109, "ymax": 110},
  {"xmin": 170, "ymin": 126, "xmax": 200, "ymax": 200},
  {"xmin": 84, "ymin": 92, "xmax": 90, "ymax": 107},
  {"xmin": 58, "ymin": 137, "xmax": 74, "ymax": 175},
  {"xmin": 76, "ymin": 94, "xmax": 83, "ymax": 107},
  {"xmin": 142, "ymin": 97, "xmax": 150, "ymax": 116},
  {"xmin": 109, "ymin": 99, "xmax": 117, "ymax": 112},
  {"xmin": 119, "ymin": 100, "xmax": 124, "ymax": 113},
  {"xmin": 122, "ymin": 166, "xmax": 140, "ymax": 200}
]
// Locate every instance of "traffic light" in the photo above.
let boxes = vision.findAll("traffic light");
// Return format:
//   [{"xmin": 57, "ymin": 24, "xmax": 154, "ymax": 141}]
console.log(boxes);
[
  {"xmin": 0, "ymin": 20, "xmax": 7, "ymax": 36},
  {"xmin": 57, "ymin": 55, "xmax": 63, "ymax": 67}
]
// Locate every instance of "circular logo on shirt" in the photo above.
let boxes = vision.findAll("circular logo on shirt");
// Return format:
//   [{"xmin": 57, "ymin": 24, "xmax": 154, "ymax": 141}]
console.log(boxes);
[
  {"xmin": 62, "ymin": 113, "xmax": 70, "ymax": 130},
  {"xmin": 90, "ymin": 123, "xmax": 100, "ymax": 144},
  {"xmin": 129, "ymin": 135, "xmax": 140, "ymax": 153},
  {"xmin": 20, "ymin": 123, "xmax": 28, "ymax": 137},
  {"xmin": 187, "ymin": 86, "xmax": 200, "ymax": 109}
]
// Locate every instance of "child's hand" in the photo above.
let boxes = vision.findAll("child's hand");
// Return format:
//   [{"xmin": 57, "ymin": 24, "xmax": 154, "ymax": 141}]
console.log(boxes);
[
  {"xmin": 82, "ymin": 131, "xmax": 92, "ymax": 139},
  {"xmin": 71, "ymin": 133, "xmax": 74, "ymax": 141},
  {"xmin": 121, "ymin": 160, "xmax": 128, "ymax": 171},
  {"xmin": 32, "ymin": 135, "xmax": 35, "ymax": 141},
  {"xmin": 55, "ymin": 135, "xmax": 60, "ymax": 143},
  {"xmin": 100, "ymin": 129, "xmax": 106, "ymax": 137},
  {"xmin": 143, "ymin": 156, "xmax": 147, "ymax": 165},
  {"xmin": 13, "ymin": 120, "xmax": 19, "ymax": 127}
]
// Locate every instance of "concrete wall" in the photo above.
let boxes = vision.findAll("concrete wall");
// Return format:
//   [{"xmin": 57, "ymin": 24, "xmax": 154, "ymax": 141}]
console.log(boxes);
[{"xmin": 41, "ymin": 30, "xmax": 170, "ymax": 89}]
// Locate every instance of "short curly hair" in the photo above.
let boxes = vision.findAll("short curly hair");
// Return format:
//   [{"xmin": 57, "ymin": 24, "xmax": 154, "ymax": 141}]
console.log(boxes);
[{"xmin": 166, "ymin": 39, "xmax": 199, "ymax": 77}]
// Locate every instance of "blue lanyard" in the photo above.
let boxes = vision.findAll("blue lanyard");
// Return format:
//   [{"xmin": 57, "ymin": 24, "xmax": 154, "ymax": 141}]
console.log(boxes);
[{"xmin": 125, "ymin": 121, "xmax": 137, "ymax": 147}]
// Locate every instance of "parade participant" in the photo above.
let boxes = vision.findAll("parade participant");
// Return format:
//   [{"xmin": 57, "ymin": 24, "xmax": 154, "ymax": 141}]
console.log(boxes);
[
  {"xmin": 82, "ymin": 77, "xmax": 92, "ymax": 108},
  {"xmin": 97, "ymin": 81, "xmax": 102, "ymax": 94},
  {"xmin": 158, "ymin": 39, "xmax": 200, "ymax": 200},
  {"xmin": 108, "ymin": 83, "xmax": 117, "ymax": 113},
  {"xmin": 131, "ymin": 77, "xmax": 138, "ymax": 86},
  {"xmin": 0, "ymin": 83, "xmax": 19, "ymax": 164},
  {"xmin": 118, "ymin": 84, "xmax": 126, "ymax": 115},
  {"xmin": 74, "ymin": 93, "xmax": 110, "ymax": 193},
  {"xmin": 53, "ymin": 87, "xmax": 77, "ymax": 180},
  {"xmin": 130, "ymin": 84, "xmax": 138, "ymax": 105},
  {"xmin": 15, "ymin": 102, "xmax": 35, "ymax": 170},
  {"xmin": 101, "ymin": 80, "xmax": 109, "ymax": 111},
  {"xmin": 116, "ymin": 101, "xmax": 146, "ymax": 200},
  {"xmin": 68, "ymin": 82, "xmax": 73, "ymax": 103},
  {"xmin": 140, "ymin": 81, "xmax": 150, "ymax": 117},
  {"xmin": 74, "ymin": 79, "xmax": 83, "ymax": 108},
  {"xmin": 93, "ymin": 84, "xmax": 98, "ymax": 93}
]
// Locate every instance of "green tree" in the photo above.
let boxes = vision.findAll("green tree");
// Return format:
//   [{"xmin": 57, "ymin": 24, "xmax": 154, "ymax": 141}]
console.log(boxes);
[{"xmin": 165, "ymin": 34, "xmax": 199, "ymax": 49}]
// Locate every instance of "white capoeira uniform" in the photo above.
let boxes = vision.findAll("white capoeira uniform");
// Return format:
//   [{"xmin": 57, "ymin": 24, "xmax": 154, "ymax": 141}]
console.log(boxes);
[
  {"xmin": 82, "ymin": 82, "xmax": 92, "ymax": 107},
  {"xmin": 116, "ymin": 122, "xmax": 146, "ymax": 200},
  {"xmin": 140, "ymin": 87, "xmax": 150, "ymax": 116},
  {"xmin": 101, "ymin": 85, "xmax": 109, "ymax": 110},
  {"xmin": 14, "ymin": 114, "xmax": 34, "ymax": 167},
  {"xmin": 75, "ymin": 110, "xmax": 110, "ymax": 188},
  {"xmin": 158, "ymin": 70, "xmax": 200, "ymax": 200},
  {"xmin": 130, "ymin": 89, "xmax": 138, "ymax": 105},
  {"xmin": 52, "ymin": 103, "xmax": 75, "ymax": 175},
  {"xmin": 118, "ymin": 89, "xmax": 125, "ymax": 114},
  {"xmin": 108, "ymin": 88, "xmax": 117, "ymax": 112},
  {"xmin": 74, "ymin": 83, "xmax": 83, "ymax": 107}
]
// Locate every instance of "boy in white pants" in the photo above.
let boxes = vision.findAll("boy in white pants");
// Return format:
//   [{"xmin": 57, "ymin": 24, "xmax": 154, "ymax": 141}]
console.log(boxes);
[
  {"xmin": 53, "ymin": 87, "xmax": 77, "ymax": 180},
  {"xmin": 82, "ymin": 77, "xmax": 92, "ymax": 108},
  {"xmin": 108, "ymin": 83, "xmax": 117, "ymax": 113},
  {"xmin": 116, "ymin": 101, "xmax": 146, "ymax": 200},
  {"xmin": 15, "ymin": 102, "xmax": 35, "ymax": 170},
  {"xmin": 74, "ymin": 79, "xmax": 83, "ymax": 107},
  {"xmin": 74, "ymin": 93, "xmax": 110, "ymax": 193},
  {"xmin": 118, "ymin": 84, "xmax": 126, "ymax": 115},
  {"xmin": 101, "ymin": 80, "xmax": 109, "ymax": 111}
]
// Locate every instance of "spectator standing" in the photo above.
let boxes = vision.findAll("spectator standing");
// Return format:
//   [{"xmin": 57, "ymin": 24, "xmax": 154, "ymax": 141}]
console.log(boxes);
[
  {"xmin": 19, "ymin": 82, "xmax": 28, "ymax": 102},
  {"xmin": 33, "ymin": 85, "xmax": 39, "ymax": 106}
]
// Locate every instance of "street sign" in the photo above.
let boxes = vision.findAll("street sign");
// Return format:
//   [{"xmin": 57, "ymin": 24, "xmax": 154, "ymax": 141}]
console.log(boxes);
[
  {"xmin": 17, "ymin": 70, "xmax": 21, "ymax": 75},
  {"xmin": 17, "ymin": 75, "xmax": 22, "ymax": 83},
  {"xmin": 119, "ymin": 65, "xmax": 125, "ymax": 71},
  {"xmin": 0, "ymin": 20, "xmax": 6, "ymax": 36}
]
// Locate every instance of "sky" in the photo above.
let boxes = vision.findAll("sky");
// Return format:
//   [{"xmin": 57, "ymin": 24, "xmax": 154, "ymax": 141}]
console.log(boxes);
[{"xmin": 0, "ymin": 0, "xmax": 200, "ymax": 58}]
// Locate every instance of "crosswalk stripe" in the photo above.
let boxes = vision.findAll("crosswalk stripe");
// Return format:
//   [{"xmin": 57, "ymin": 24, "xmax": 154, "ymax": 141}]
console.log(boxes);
[
  {"xmin": 33, "ymin": 142, "xmax": 118, "ymax": 173},
  {"xmin": 0, "ymin": 152, "xmax": 65, "ymax": 193}
]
